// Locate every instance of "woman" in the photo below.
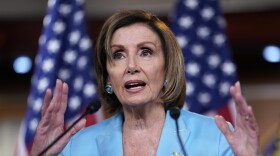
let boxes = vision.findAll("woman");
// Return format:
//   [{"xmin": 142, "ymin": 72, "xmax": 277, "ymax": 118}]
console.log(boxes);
[{"xmin": 30, "ymin": 10, "xmax": 261, "ymax": 156}]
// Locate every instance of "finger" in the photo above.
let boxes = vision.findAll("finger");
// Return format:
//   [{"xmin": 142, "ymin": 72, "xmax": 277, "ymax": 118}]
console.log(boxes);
[
  {"xmin": 231, "ymin": 82, "xmax": 256, "ymax": 132},
  {"xmin": 38, "ymin": 96, "xmax": 56, "ymax": 129},
  {"xmin": 70, "ymin": 118, "xmax": 86, "ymax": 136},
  {"xmin": 59, "ymin": 82, "xmax": 69, "ymax": 115},
  {"xmin": 230, "ymin": 84, "xmax": 243, "ymax": 124},
  {"xmin": 52, "ymin": 79, "xmax": 63, "ymax": 113},
  {"xmin": 230, "ymin": 82, "xmax": 247, "ymax": 114},
  {"xmin": 230, "ymin": 82, "xmax": 249, "ymax": 122},
  {"xmin": 215, "ymin": 115, "xmax": 232, "ymax": 137},
  {"xmin": 234, "ymin": 81, "xmax": 241, "ymax": 93},
  {"xmin": 42, "ymin": 88, "xmax": 52, "ymax": 116},
  {"xmin": 233, "ymin": 82, "xmax": 249, "ymax": 110},
  {"xmin": 62, "ymin": 119, "xmax": 86, "ymax": 143},
  {"xmin": 53, "ymin": 119, "xmax": 86, "ymax": 153},
  {"xmin": 247, "ymin": 106, "xmax": 259, "ymax": 133},
  {"xmin": 234, "ymin": 93, "xmax": 248, "ymax": 123}
]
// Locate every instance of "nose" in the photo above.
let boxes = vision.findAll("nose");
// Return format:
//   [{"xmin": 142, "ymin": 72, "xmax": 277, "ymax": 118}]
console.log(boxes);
[{"xmin": 127, "ymin": 55, "xmax": 139, "ymax": 74}]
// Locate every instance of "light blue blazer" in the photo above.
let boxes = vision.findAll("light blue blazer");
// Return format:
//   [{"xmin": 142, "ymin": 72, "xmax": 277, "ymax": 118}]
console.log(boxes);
[{"xmin": 60, "ymin": 110, "xmax": 233, "ymax": 156}]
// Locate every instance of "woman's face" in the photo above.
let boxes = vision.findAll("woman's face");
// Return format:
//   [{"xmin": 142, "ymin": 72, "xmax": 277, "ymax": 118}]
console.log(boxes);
[{"xmin": 106, "ymin": 23, "xmax": 165, "ymax": 107}]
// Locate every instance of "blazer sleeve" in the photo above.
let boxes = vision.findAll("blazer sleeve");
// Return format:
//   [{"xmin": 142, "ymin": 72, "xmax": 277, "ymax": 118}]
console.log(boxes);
[{"xmin": 58, "ymin": 128, "xmax": 100, "ymax": 156}]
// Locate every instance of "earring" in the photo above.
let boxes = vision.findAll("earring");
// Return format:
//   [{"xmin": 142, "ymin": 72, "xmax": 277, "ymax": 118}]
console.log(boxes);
[
  {"xmin": 164, "ymin": 79, "xmax": 168, "ymax": 87},
  {"xmin": 105, "ymin": 83, "xmax": 113, "ymax": 94}
]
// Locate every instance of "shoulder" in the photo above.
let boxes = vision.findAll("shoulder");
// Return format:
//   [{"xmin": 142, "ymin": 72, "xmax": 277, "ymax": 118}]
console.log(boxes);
[
  {"xmin": 72, "ymin": 112, "xmax": 123, "ymax": 140},
  {"xmin": 180, "ymin": 110, "xmax": 233, "ymax": 131},
  {"xmin": 178, "ymin": 110, "xmax": 233, "ymax": 155},
  {"xmin": 60, "ymin": 112, "xmax": 123, "ymax": 155},
  {"xmin": 180, "ymin": 110, "xmax": 216, "ymax": 125}
]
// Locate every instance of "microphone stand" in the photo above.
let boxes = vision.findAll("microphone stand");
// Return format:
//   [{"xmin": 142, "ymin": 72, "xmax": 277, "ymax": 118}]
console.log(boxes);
[
  {"xmin": 38, "ymin": 101, "xmax": 101, "ymax": 156},
  {"xmin": 170, "ymin": 107, "xmax": 188, "ymax": 156}
]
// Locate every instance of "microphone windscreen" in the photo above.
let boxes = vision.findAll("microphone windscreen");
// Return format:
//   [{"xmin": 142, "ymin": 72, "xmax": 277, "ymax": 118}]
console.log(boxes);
[
  {"xmin": 170, "ymin": 107, "xmax": 180, "ymax": 120},
  {"xmin": 86, "ymin": 100, "xmax": 101, "ymax": 114}
]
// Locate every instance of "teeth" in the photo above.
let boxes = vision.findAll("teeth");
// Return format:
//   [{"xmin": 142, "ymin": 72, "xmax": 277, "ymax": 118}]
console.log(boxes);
[
  {"xmin": 127, "ymin": 84, "xmax": 139, "ymax": 88},
  {"xmin": 126, "ymin": 83, "xmax": 143, "ymax": 89},
  {"xmin": 129, "ymin": 83, "xmax": 138, "ymax": 86}
]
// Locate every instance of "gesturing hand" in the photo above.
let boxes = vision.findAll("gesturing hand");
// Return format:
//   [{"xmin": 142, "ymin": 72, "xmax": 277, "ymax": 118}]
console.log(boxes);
[
  {"xmin": 215, "ymin": 82, "xmax": 262, "ymax": 156},
  {"xmin": 30, "ymin": 79, "xmax": 86, "ymax": 156}
]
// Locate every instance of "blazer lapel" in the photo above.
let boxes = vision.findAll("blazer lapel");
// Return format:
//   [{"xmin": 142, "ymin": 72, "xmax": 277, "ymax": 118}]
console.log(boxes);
[
  {"xmin": 96, "ymin": 113, "xmax": 124, "ymax": 156},
  {"xmin": 156, "ymin": 110, "xmax": 190, "ymax": 156}
]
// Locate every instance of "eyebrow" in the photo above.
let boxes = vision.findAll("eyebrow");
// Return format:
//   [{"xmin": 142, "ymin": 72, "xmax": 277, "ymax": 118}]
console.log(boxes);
[
  {"xmin": 110, "ymin": 44, "xmax": 124, "ymax": 49},
  {"xmin": 110, "ymin": 41, "xmax": 158, "ymax": 48},
  {"xmin": 138, "ymin": 41, "xmax": 158, "ymax": 47}
]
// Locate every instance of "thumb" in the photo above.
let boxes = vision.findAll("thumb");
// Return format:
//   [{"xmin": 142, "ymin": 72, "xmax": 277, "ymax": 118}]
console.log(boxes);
[
  {"xmin": 214, "ymin": 115, "xmax": 231, "ymax": 137},
  {"xmin": 68, "ymin": 118, "xmax": 87, "ymax": 137}
]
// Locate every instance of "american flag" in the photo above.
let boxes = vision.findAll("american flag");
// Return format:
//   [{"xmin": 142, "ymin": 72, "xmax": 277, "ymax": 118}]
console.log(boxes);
[
  {"xmin": 16, "ymin": 0, "xmax": 100, "ymax": 155},
  {"xmin": 169, "ymin": 0, "xmax": 237, "ymax": 123}
]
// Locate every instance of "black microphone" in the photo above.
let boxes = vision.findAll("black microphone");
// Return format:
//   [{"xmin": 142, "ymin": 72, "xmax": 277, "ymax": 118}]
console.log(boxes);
[
  {"xmin": 170, "ymin": 107, "xmax": 187, "ymax": 156},
  {"xmin": 38, "ymin": 100, "xmax": 101, "ymax": 156}
]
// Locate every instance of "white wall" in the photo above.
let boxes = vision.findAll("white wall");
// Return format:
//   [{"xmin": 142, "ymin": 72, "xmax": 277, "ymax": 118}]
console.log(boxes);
[{"xmin": 0, "ymin": 118, "xmax": 21, "ymax": 156}]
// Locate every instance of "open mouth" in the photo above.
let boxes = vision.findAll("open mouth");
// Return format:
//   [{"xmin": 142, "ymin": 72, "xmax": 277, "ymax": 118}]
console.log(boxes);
[{"xmin": 124, "ymin": 81, "xmax": 146, "ymax": 89}]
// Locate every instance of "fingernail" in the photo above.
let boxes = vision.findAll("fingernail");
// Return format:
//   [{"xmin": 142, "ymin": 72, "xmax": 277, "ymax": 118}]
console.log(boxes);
[{"xmin": 215, "ymin": 115, "xmax": 223, "ymax": 120}]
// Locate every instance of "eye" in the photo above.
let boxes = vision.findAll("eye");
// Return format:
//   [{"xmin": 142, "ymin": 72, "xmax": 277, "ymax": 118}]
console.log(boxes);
[
  {"xmin": 112, "ymin": 50, "xmax": 125, "ymax": 60},
  {"xmin": 140, "ymin": 48, "xmax": 153, "ymax": 57}
]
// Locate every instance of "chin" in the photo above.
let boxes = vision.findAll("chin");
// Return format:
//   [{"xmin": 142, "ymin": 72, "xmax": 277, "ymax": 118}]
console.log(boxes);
[{"xmin": 123, "ymin": 98, "xmax": 157, "ymax": 107}]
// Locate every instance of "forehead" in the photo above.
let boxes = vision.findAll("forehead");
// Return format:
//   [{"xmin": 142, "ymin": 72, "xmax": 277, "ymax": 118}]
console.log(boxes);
[{"xmin": 111, "ymin": 23, "xmax": 161, "ymax": 45}]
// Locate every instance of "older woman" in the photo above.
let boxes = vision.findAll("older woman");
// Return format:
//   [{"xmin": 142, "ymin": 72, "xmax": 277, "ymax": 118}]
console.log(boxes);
[{"xmin": 30, "ymin": 10, "xmax": 261, "ymax": 156}]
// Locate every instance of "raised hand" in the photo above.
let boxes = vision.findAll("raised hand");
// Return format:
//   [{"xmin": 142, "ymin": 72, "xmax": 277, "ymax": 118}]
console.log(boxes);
[
  {"xmin": 30, "ymin": 79, "xmax": 86, "ymax": 156},
  {"xmin": 215, "ymin": 82, "xmax": 262, "ymax": 156}
]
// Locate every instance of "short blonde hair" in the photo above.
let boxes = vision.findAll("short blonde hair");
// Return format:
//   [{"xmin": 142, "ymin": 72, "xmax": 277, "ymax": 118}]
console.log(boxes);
[{"xmin": 94, "ymin": 10, "xmax": 186, "ymax": 114}]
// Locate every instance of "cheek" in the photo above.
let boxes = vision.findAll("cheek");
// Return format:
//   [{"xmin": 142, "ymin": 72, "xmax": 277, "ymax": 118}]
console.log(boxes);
[
  {"xmin": 147, "ymin": 65, "xmax": 165, "ymax": 85},
  {"xmin": 106, "ymin": 63, "xmax": 116, "ymax": 83},
  {"xmin": 106, "ymin": 64, "xmax": 124, "ymax": 85}
]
